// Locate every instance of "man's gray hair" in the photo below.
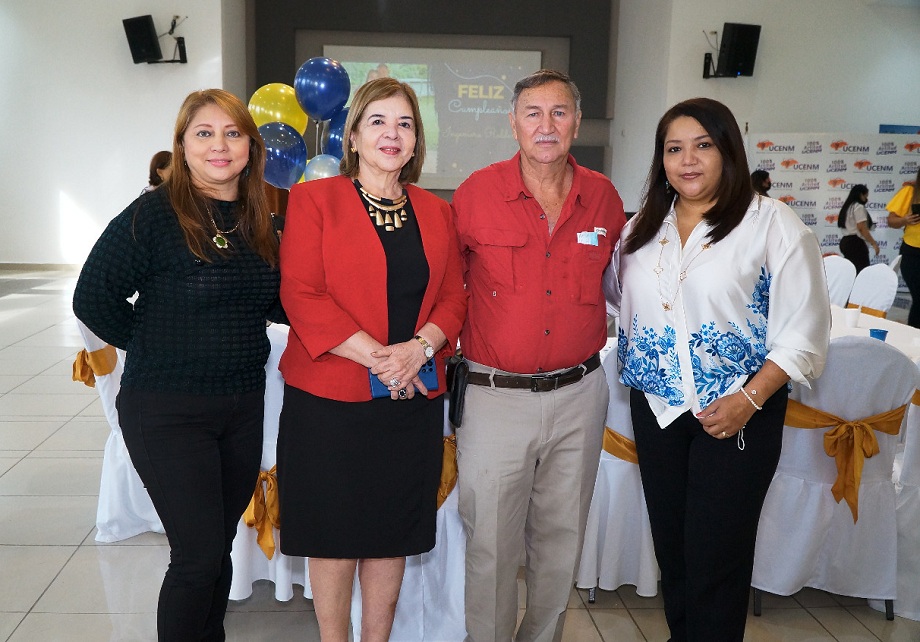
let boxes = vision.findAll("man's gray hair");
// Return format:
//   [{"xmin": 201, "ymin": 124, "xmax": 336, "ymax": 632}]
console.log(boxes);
[{"xmin": 510, "ymin": 69, "xmax": 581, "ymax": 113}]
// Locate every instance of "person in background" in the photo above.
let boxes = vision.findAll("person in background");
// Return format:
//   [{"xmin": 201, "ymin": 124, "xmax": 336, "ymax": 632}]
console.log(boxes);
[
  {"xmin": 74, "ymin": 89, "xmax": 284, "ymax": 641},
  {"xmin": 452, "ymin": 69, "xmax": 626, "ymax": 642},
  {"xmin": 607, "ymin": 97, "xmax": 830, "ymax": 642},
  {"xmin": 887, "ymin": 167, "xmax": 920, "ymax": 327},
  {"xmin": 837, "ymin": 183, "xmax": 878, "ymax": 272},
  {"xmin": 141, "ymin": 150, "xmax": 173, "ymax": 195},
  {"xmin": 750, "ymin": 169, "xmax": 771, "ymax": 197},
  {"xmin": 276, "ymin": 77, "xmax": 466, "ymax": 642}
]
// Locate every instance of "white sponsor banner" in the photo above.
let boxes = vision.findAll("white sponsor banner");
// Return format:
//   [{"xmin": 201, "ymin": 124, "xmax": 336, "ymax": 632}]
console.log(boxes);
[{"xmin": 748, "ymin": 133, "xmax": 920, "ymax": 275}]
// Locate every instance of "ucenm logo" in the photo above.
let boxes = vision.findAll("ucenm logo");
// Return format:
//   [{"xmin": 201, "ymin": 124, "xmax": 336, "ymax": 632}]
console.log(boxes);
[
  {"xmin": 802, "ymin": 141, "xmax": 822, "ymax": 154},
  {"xmin": 828, "ymin": 179, "xmax": 861, "ymax": 190},
  {"xmin": 756, "ymin": 140, "xmax": 795, "ymax": 153},
  {"xmin": 830, "ymin": 140, "xmax": 870, "ymax": 153},
  {"xmin": 780, "ymin": 159, "xmax": 819, "ymax": 171},
  {"xmin": 853, "ymin": 160, "xmax": 893, "ymax": 173},
  {"xmin": 826, "ymin": 160, "xmax": 847, "ymax": 173}
]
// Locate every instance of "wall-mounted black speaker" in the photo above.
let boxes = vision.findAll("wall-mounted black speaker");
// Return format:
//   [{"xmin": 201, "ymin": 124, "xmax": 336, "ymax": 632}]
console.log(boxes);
[
  {"xmin": 716, "ymin": 23, "xmax": 761, "ymax": 77},
  {"xmin": 123, "ymin": 15, "xmax": 162, "ymax": 64}
]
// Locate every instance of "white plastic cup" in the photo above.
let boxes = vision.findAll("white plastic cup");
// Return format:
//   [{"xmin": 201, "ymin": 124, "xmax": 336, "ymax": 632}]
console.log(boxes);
[{"xmin": 843, "ymin": 307, "xmax": 860, "ymax": 328}]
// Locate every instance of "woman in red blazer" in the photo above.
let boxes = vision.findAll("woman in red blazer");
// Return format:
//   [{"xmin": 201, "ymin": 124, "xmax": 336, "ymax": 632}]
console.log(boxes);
[{"xmin": 277, "ymin": 77, "xmax": 466, "ymax": 641}]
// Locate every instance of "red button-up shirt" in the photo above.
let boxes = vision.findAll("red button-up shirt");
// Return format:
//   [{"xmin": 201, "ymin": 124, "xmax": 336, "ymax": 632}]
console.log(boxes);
[{"xmin": 452, "ymin": 153, "xmax": 626, "ymax": 374}]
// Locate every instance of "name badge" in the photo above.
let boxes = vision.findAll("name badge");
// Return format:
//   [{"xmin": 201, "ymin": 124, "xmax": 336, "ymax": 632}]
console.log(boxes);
[{"xmin": 577, "ymin": 231, "xmax": 599, "ymax": 246}]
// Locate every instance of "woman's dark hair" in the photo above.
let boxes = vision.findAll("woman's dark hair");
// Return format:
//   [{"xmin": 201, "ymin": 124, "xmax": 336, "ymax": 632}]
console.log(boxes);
[
  {"xmin": 148, "ymin": 150, "xmax": 172, "ymax": 186},
  {"xmin": 837, "ymin": 184, "xmax": 869, "ymax": 229},
  {"xmin": 624, "ymin": 97, "xmax": 753, "ymax": 254},
  {"xmin": 750, "ymin": 169, "xmax": 770, "ymax": 193}
]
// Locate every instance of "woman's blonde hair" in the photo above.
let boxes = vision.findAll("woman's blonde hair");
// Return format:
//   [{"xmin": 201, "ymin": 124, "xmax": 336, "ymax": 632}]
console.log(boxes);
[
  {"xmin": 339, "ymin": 78, "xmax": 426, "ymax": 184},
  {"xmin": 165, "ymin": 89, "xmax": 277, "ymax": 266}
]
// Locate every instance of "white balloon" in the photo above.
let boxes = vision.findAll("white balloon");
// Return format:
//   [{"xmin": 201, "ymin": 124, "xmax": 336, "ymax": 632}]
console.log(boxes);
[{"xmin": 303, "ymin": 154, "xmax": 341, "ymax": 181}]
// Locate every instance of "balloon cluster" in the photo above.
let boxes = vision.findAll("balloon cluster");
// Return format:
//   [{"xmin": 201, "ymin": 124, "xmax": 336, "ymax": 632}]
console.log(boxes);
[{"xmin": 248, "ymin": 57, "xmax": 351, "ymax": 189}]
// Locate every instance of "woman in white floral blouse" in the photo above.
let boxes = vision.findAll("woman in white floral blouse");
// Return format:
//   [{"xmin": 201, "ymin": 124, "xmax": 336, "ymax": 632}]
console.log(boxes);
[{"xmin": 605, "ymin": 97, "xmax": 830, "ymax": 642}]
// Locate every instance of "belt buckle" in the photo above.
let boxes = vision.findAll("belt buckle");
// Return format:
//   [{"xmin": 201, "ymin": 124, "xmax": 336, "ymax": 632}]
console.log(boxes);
[{"xmin": 530, "ymin": 374, "xmax": 558, "ymax": 392}]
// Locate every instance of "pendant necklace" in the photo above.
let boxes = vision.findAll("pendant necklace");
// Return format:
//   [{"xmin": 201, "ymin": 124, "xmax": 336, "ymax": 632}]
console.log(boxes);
[
  {"xmin": 654, "ymin": 221, "xmax": 712, "ymax": 311},
  {"xmin": 357, "ymin": 181, "xmax": 408, "ymax": 232},
  {"xmin": 209, "ymin": 209, "xmax": 239, "ymax": 249}
]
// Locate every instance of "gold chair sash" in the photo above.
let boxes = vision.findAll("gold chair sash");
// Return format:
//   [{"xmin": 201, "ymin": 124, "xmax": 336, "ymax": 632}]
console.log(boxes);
[
  {"xmin": 784, "ymin": 398, "xmax": 905, "ymax": 522},
  {"xmin": 438, "ymin": 435, "xmax": 457, "ymax": 510},
  {"xmin": 243, "ymin": 466, "xmax": 280, "ymax": 559},
  {"xmin": 845, "ymin": 302, "xmax": 886, "ymax": 318},
  {"xmin": 602, "ymin": 426, "xmax": 638, "ymax": 464},
  {"xmin": 71, "ymin": 345, "xmax": 118, "ymax": 388}
]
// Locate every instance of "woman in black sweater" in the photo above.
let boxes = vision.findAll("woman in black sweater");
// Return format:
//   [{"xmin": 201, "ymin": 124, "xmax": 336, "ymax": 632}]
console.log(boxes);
[{"xmin": 74, "ymin": 89, "xmax": 283, "ymax": 641}]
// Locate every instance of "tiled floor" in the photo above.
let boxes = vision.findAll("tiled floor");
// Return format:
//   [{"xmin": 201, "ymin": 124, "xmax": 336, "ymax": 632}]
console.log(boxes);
[{"xmin": 0, "ymin": 267, "xmax": 919, "ymax": 641}]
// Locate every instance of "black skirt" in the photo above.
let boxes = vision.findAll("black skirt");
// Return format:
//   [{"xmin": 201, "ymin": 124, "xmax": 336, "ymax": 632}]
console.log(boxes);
[{"xmin": 276, "ymin": 384, "xmax": 443, "ymax": 558}]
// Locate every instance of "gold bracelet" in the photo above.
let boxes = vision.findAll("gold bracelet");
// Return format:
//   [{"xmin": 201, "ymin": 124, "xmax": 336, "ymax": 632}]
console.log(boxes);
[{"xmin": 739, "ymin": 387, "xmax": 762, "ymax": 411}]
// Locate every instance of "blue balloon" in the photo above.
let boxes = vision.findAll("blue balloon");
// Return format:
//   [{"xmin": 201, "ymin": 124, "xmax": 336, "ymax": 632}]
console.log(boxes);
[
  {"xmin": 258, "ymin": 122, "xmax": 307, "ymax": 190},
  {"xmin": 323, "ymin": 108, "xmax": 349, "ymax": 159},
  {"xmin": 303, "ymin": 154, "xmax": 341, "ymax": 182},
  {"xmin": 293, "ymin": 57, "xmax": 351, "ymax": 121}
]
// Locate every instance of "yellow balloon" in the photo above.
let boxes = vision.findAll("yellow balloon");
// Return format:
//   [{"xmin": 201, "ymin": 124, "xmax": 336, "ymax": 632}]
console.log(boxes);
[{"xmin": 248, "ymin": 83, "xmax": 308, "ymax": 134}]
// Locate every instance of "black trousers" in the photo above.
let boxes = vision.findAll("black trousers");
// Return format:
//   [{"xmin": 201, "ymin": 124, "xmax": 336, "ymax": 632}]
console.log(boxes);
[
  {"xmin": 839, "ymin": 235, "xmax": 870, "ymax": 273},
  {"xmin": 900, "ymin": 242, "xmax": 920, "ymax": 328},
  {"xmin": 118, "ymin": 387, "xmax": 264, "ymax": 642},
  {"xmin": 630, "ymin": 384, "xmax": 787, "ymax": 642}
]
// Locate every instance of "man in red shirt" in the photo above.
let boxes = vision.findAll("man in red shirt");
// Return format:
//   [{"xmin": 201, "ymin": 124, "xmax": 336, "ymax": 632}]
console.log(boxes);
[{"xmin": 452, "ymin": 69, "xmax": 626, "ymax": 642}]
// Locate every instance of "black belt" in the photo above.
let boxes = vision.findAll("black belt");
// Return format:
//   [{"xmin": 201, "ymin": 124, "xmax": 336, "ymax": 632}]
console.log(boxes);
[{"xmin": 467, "ymin": 353, "xmax": 601, "ymax": 392}]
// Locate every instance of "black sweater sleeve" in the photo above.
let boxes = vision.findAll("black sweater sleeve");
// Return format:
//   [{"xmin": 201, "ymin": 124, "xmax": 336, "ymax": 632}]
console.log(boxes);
[{"xmin": 73, "ymin": 199, "xmax": 151, "ymax": 350}]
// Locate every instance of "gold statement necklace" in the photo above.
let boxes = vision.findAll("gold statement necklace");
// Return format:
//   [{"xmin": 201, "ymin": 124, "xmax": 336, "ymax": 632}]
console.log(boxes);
[
  {"xmin": 357, "ymin": 181, "xmax": 408, "ymax": 232},
  {"xmin": 654, "ymin": 220, "xmax": 712, "ymax": 311},
  {"xmin": 208, "ymin": 209, "xmax": 240, "ymax": 249}
]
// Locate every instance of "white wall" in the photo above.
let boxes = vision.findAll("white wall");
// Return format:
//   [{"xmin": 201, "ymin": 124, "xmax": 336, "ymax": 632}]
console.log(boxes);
[
  {"xmin": 0, "ymin": 0, "xmax": 241, "ymax": 265},
  {"xmin": 609, "ymin": 0, "xmax": 674, "ymax": 212},
  {"xmin": 3, "ymin": 0, "xmax": 917, "ymax": 260},
  {"xmin": 612, "ymin": 0, "xmax": 920, "ymax": 211},
  {"xmin": 220, "ymin": 0, "xmax": 247, "ymax": 99}
]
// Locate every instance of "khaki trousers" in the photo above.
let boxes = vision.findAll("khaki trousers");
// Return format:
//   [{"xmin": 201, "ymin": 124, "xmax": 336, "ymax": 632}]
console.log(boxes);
[{"xmin": 457, "ymin": 362, "xmax": 607, "ymax": 642}]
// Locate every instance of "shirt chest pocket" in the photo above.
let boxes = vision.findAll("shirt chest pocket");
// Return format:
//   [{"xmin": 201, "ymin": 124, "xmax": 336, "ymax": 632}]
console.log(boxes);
[
  {"xmin": 471, "ymin": 227, "xmax": 528, "ymax": 293},
  {"xmin": 575, "ymin": 240, "xmax": 610, "ymax": 305}
]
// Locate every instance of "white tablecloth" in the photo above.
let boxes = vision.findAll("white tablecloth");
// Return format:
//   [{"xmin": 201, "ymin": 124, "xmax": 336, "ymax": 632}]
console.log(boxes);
[{"xmin": 830, "ymin": 305, "xmax": 920, "ymax": 363}]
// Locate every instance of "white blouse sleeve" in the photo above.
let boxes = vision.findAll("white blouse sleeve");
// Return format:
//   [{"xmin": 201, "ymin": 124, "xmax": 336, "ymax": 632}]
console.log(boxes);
[
  {"xmin": 603, "ymin": 239, "xmax": 623, "ymax": 317},
  {"xmin": 763, "ymin": 221, "xmax": 831, "ymax": 385},
  {"xmin": 852, "ymin": 203, "xmax": 868, "ymax": 225}
]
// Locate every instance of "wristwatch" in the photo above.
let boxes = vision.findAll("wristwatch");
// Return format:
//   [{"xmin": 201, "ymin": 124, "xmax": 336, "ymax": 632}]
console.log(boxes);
[{"xmin": 414, "ymin": 335, "xmax": 435, "ymax": 359}]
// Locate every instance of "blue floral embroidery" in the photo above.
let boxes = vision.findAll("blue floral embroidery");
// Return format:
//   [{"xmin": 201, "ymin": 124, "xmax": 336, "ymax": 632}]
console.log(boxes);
[
  {"xmin": 620, "ymin": 267, "xmax": 772, "ymax": 408},
  {"xmin": 690, "ymin": 267, "xmax": 771, "ymax": 407},
  {"xmin": 618, "ymin": 317, "xmax": 684, "ymax": 405}
]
